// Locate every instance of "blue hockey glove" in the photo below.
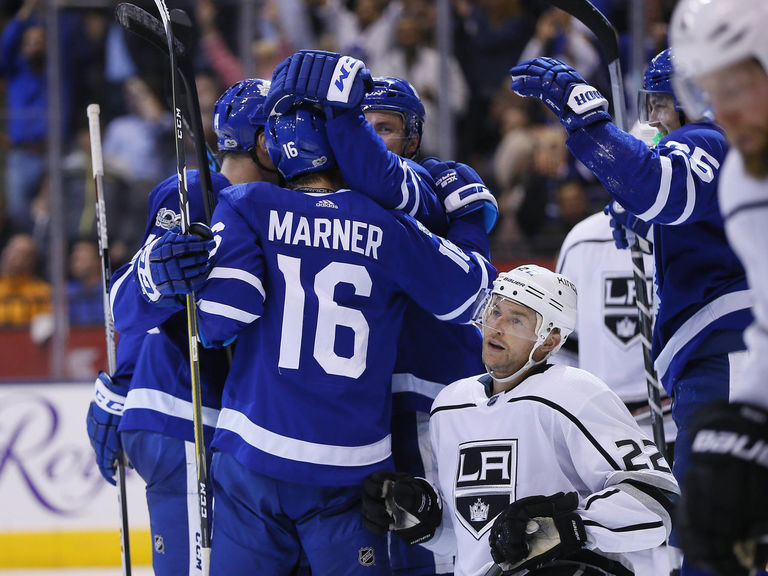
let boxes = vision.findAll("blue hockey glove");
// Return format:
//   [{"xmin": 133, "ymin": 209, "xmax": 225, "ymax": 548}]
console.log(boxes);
[
  {"xmin": 421, "ymin": 157, "xmax": 499, "ymax": 233},
  {"xmin": 489, "ymin": 492, "xmax": 587, "ymax": 573},
  {"xmin": 86, "ymin": 372, "xmax": 129, "ymax": 485},
  {"xmin": 604, "ymin": 201, "xmax": 653, "ymax": 254},
  {"xmin": 266, "ymin": 49, "xmax": 374, "ymax": 119},
  {"xmin": 134, "ymin": 223, "xmax": 215, "ymax": 303},
  {"xmin": 509, "ymin": 57, "xmax": 611, "ymax": 132}
]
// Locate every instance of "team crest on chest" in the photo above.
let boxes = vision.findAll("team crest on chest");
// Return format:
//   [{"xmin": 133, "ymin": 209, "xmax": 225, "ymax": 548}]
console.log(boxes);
[
  {"xmin": 454, "ymin": 439, "xmax": 517, "ymax": 539},
  {"xmin": 602, "ymin": 272, "xmax": 652, "ymax": 346}
]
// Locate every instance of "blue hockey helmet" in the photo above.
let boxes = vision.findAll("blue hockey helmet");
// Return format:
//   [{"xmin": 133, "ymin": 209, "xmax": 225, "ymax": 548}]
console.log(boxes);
[
  {"xmin": 266, "ymin": 103, "xmax": 336, "ymax": 181},
  {"xmin": 638, "ymin": 49, "xmax": 683, "ymax": 124},
  {"xmin": 214, "ymin": 78, "xmax": 271, "ymax": 153},
  {"xmin": 362, "ymin": 77, "xmax": 425, "ymax": 142}
]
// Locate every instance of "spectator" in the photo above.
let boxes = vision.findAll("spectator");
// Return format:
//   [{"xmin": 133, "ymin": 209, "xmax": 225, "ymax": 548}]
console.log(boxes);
[
  {"xmin": 1, "ymin": 0, "xmax": 49, "ymax": 232},
  {"xmin": 0, "ymin": 233, "xmax": 51, "ymax": 327},
  {"xmin": 66, "ymin": 239, "xmax": 103, "ymax": 326},
  {"xmin": 372, "ymin": 12, "xmax": 469, "ymax": 158}
]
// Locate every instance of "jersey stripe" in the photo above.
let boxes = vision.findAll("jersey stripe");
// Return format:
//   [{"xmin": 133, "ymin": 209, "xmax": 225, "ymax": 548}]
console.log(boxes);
[
  {"xmin": 197, "ymin": 300, "xmax": 260, "ymax": 323},
  {"xmin": 208, "ymin": 266, "xmax": 266, "ymax": 299},
  {"xmin": 505, "ymin": 396, "xmax": 622, "ymax": 470},
  {"xmin": 583, "ymin": 519, "xmax": 664, "ymax": 533},
  {"xmin": 637, "ymin": 155, "xmax": 673, "ymax": 221},
  {"xmin": 125, "ymin": 387, "xmax": 220, "ymax": 426},
  {"xmin": 216, "ymin": 407, "xmax": 392, "ymax": 467}
]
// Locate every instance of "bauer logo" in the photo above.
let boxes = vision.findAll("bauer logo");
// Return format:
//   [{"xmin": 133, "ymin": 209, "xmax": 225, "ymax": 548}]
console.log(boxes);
[
  {"xmin": 454, "ymin": 440, "xmax": 517, "ymax": 539},
  {"xmin": 568, "ymin": 84, "xmax": 606, "ymax": 113},
  {"xmin": 602, "ymin": 272, "xmax": 651, "ymax": 347}
]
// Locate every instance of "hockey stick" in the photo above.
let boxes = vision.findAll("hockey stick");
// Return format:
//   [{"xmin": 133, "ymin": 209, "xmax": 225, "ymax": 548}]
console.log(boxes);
[
  {"xmin": 87, "ymin": 103, "xmax": 132, "ymax": 576},
  {"xmin": 148, "ymin": 2, "xmax": 212, "ymax": 573},
  {"xmin": 115, "ymin": 2, "xmax": 218, "ymax": 221},
  {"xmin": 549, "ymin": 0, "xmax": 667, "ymax": 459}
]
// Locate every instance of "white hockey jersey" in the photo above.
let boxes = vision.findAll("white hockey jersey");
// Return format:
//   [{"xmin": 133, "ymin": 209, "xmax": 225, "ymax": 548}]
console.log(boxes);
[
  {"xmin": 424, "ymin": 364, "xmax": 679, "ymax": 576},
  {"xmin": 719, "ymin": 150, "xmax": 768, "ymax": 411},
  {"xmin": 555, "ymin": 211, "xmax": 676, "ymax": 441}
]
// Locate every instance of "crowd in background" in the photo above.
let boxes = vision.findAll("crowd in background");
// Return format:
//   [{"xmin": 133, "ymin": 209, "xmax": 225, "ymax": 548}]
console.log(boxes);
[{"xmin": 0, "ymin": 0, "xmax": 677, "ymax": 329}]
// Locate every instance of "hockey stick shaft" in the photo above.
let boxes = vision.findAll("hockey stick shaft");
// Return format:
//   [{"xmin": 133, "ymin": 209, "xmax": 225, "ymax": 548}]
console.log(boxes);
[
  {"xmin": 116, "ymin": 2, "xmax": 219, "ymax": 219},
  {"xmin": 150, "ymin": 2, "xmax": 211, "ymax": 573},
  {"xmin": 548, "ymin": 0, "xmax": 667, "ymax": 458},
  {"xmin": 87, "ymin": 103, "xmax": 132, "ymax": 576}
]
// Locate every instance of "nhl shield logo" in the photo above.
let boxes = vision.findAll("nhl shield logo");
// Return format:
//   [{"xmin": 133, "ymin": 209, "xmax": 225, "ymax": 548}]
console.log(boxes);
[
  {"xmin": 358, "ymin": 546, "xmax": 375, "ymax": 566},
  {"xmin": 454, "ymin": 440, "xmax": 517, "ymax": 539},
  {"xmin": 602, "ymin": 273, "xmax": 652, "ymax": 346}
]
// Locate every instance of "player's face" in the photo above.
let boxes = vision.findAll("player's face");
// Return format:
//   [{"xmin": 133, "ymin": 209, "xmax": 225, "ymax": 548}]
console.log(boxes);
[
  {"xmin": 646, "ymin": 94, "xmax": 681, "ymax": 136},
  {"xmin": 364, "ymin": 110, "xmax": 418, "ymax": 157},
  {"xmin": 697, "ymin": 59, "xmax": 768, "ymax": 178},
  {"xmin": 481, "ymin": 297, "xmax": 539, "ymax": 379}
]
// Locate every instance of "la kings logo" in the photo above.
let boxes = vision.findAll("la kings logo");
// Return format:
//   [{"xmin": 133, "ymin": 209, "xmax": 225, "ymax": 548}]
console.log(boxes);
[
  {"xmin": 454, "ymin": 440, "xmax": 517, "ymax": 539},
  {"xmin": 602, "ymin": 272, "xmax": 653, "ymax": 347}
]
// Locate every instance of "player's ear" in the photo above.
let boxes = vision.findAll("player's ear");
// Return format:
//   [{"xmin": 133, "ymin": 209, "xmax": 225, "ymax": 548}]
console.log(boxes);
[{"xmin": 541, "ymin": 330, "xmax": 562, "ymax": 353}]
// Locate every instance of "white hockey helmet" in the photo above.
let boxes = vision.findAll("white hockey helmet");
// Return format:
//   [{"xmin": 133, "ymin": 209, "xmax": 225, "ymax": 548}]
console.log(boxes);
[
  {"xmin": 479, "ymin": 265, "xmax": 577, "ymax": 354},
  {"xmin": 670, "ymin": 0, "xmax": 768, "ymax": 119}
]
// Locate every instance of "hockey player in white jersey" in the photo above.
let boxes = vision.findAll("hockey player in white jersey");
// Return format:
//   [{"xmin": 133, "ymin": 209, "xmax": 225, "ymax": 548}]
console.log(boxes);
[
  {"xmin": 555, "ymin": 211, "xmax": 675, "ymax": 444},
  {"xmin": 555, "ymin": 210, "xmax": 677, "ymax": 576},
  {"xmin": 362, "ymin": 265, "xmax": 679, "ymax": 576},
  {"xmin": 670, "ymin": 0, "xmax": 768, "ymax": 573},
  {"xmin": 131, "ymin": 55, "xmax": 496, "ymax": 574},
  {"xmin": 508, "ymin": 50, "xmax": 752, "ymax": 576}
]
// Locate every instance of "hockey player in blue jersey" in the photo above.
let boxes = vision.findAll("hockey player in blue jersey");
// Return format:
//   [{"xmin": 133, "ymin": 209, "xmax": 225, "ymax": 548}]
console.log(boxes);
[
  {"xmin": 86, "ymin": 78, "xmax": 279, "ymax": 576},
  {"xmin": 130, "ymin": 58, "xmax": 496, "ymax": 573},
  {"xmin": 508, "ymin": 50, "xmax": 752, "ymax": 576},
  {"xmin": 267, "ymin": 54, "xmax": 498, "ymax": 574}
]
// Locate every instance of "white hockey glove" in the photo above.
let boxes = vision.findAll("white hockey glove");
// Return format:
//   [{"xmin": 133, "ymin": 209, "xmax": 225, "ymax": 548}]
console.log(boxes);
[
  {"xmin": 489, "ymin": 492, "xmax": 587, "ymax": 573},
  {"xmin": 362, "ymin": 471, "xmax": 442, "ymax": 545}
]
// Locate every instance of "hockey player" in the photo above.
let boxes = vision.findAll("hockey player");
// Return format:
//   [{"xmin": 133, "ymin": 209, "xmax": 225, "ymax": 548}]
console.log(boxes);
[
  {"xmin": 267, "ymin": 54, "xmax": 498, "ymax": 575},
  {"xmin": 86, "ymin": 78, "xmax": 278, "ymax": 576},
  {"xmin": 555, "ymin": 210, "xmax": 676, "ymax": 575},
  {"xmin": 362, "ymin": 265, "xmax": 679, "ymax": 576},
  {"xmin": 507, "ymin": 51, "xmax": 752, "ymax": 576},
  {"xmin": 669, "ymin": 0, "xmax": 768, "ymax": 573},
  {"xmin": 130, "ymin": 57, "xmax": 497, "ymax": 574}
]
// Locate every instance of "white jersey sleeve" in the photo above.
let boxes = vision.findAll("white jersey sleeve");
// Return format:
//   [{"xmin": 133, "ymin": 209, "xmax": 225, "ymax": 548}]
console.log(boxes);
[{"xmin": 719, "ymin": 150, "xmax": 768, "ymax": 410}]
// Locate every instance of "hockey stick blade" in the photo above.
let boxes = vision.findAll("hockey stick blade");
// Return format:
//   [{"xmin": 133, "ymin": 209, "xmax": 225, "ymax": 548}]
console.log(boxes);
[
  {"xmin": 115, "ymin": 3, "xmax": 185, "ymax": 59},
  {"xmin": 548, "ymin": 0, "xmax": 618, "ymax": 62}
]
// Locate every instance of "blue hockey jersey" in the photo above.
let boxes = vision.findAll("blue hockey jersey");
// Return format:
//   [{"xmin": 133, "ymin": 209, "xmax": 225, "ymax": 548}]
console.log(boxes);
[
  {"xmin": 567, "ymin": 121, "xmax": 751, "ymax": 390},
  {"xmin": 327, "ymin": 110, "xmax": 486, "ymax": 415},
  {"xmin": 111, "ymin": 169, "xmax": 232, "ymax": 443},
  {"xmin": 190, "ymin": 182, "xmax": 495, "ymax": 486}
]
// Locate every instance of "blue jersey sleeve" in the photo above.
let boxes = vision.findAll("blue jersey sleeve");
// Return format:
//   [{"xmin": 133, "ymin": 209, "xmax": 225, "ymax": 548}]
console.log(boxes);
[
  {"xmin": 325, "ymin": 110, "xmax": 447, "ymax": 232},
  {"xmin": 111, "ymin": 169, "xmax": 232, "ymax": 334},
  {"xmin": 194, "ymin": 185, "xmax": 267, "ymax": 347},
  {"xmin": 567, "ymin": 121, "xmax": 728, "ymax": 226}
]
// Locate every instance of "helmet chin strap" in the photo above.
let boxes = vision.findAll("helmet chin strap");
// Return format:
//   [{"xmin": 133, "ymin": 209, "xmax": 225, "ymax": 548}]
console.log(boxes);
[{"xmin": 486, "ymin": 341, "xmax": 548, "ymax": 385}]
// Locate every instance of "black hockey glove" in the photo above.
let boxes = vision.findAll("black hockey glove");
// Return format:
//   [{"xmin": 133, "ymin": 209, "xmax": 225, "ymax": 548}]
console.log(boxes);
[
  {"xmin": 489, "ymin": 492, "xmax": 587, "ymax": 573},
  {"xmin": 678, "ymin": 401, "xmax": 768, "ymax": 575},
  {"xmin": 362, "ymin": 471, "xmax": 442, "ymax": 545}
]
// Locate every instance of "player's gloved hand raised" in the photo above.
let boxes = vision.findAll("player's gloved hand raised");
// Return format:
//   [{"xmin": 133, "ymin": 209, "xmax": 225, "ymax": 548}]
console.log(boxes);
[
  {"xmin": 266, "ymin": 49, "xmax": 374, "ymax": 119},
  {"xmin": 362, "ymin": 471, "xmax": 442, "ymax": 545},
  {"xmin": 489, "ymin": 491, "xmax": 587, "ymax": 573},
  {"xmin": 604, "ymin": 201, "xmax": 653, "ymax": 254},
  {"xmin": 86, "ymin": 372, "xmax": 129, "ymax": 485},
  {"xmin": 509, "ymin": 57, "xmax": 611, "ymax": 132},
  {"xmin": 135, "ymin": 223, "xmax": 214, "ymax": 303},
  {"xmin": 678, "ymin": 401, "xmax": 768, "ymax": 575},
  {"xmin": 421, "ymin": 157, "xmax": 499, "ymax": 233}
]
